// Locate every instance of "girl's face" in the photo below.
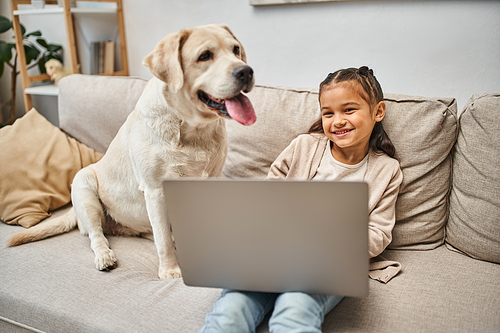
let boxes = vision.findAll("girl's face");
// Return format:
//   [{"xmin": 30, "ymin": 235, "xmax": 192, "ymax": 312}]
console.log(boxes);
[{"xmin": 320, "ymin": 82, "xmax": 385, "ymax": 164}]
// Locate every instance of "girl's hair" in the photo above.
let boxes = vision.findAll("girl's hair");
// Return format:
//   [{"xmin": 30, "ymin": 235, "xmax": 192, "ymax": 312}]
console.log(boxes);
[{"xmin": 308, "ymin": 66, "xmax": 396, "ymax": 158}]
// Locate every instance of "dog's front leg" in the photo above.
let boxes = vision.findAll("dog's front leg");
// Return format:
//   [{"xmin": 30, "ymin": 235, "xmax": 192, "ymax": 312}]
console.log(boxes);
[
  {"xmin": 72, "ymin": 167, "xmax": 117, "ymax": 271},
  {"xmin": 144, "ymin": 186, "xmax": 181, "ymax": 280}
]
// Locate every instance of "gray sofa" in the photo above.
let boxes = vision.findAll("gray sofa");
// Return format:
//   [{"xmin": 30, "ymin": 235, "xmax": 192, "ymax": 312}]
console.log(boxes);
[{"xmin": 1, "ymin": 74, "xmax": 499, "ymax": 332}]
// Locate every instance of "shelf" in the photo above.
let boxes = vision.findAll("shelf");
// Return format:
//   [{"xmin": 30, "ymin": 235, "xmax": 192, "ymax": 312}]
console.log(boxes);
[
  {"xmin": 11, "ymin": 0, "xmax": 128, "ymax": 112},
  {"xmin": 13, "ymin": 7, "xmax": 64, "ymax": 15},
  {"xmin": 13, "ymin": 7, "xmax": 117, "ymax": 16},
  {"xmin": 25, "ymin": 84, "xmax": 59, "ymax": 96}
]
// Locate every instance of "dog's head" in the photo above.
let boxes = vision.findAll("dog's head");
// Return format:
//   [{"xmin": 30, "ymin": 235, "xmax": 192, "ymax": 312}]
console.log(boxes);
[
  {"xmin": 45, "ymin": 59, "xmax": 63, "ymax": 77},
  {"xmin": 143, "ymin": 24, "xmax": 256, "ymax": 126}
]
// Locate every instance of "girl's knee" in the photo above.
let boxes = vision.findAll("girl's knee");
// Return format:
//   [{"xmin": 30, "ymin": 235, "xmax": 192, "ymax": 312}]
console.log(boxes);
[{"xmin": 268, "ymin": 293, "xmax": 342, "ymax": 333}]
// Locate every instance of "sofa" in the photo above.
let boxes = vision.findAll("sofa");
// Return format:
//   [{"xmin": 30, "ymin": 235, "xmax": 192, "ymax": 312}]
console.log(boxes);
[{"xmin": 1, "ymin": 74, "xmax": 499, "ymax": 332}]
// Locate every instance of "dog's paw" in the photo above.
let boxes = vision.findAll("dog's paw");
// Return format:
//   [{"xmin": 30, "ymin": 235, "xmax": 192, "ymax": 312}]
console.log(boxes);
[
  {"xmin": 95, "ymin": 249, "xmax": 117, "ymax": 271},
  {"xmin": 159, "ymin": 266, "xmax": 182, "ymax": 280}
]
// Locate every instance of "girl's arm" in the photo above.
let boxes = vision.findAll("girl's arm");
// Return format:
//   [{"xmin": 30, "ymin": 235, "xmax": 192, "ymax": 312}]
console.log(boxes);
[
  {"xmin": 267, "ymin": 134, "xmax": 326, "ymax": 180},
  {"xmin": 368, "ymin": 163, "xmax": 403, "ymax": 258},
  {"xmin": 267, "ymin": 141, "xmax": 295, "ymax": 179}
]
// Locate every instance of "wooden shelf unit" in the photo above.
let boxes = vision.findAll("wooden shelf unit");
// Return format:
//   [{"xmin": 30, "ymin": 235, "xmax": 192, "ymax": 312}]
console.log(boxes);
[{"xmin": 10, "ymin": 0, "xmax": 129, "ymax": 112}]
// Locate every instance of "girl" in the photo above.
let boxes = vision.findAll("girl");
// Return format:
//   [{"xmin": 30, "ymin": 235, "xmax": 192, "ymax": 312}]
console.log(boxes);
[{"xmin": 199, "ymin": 66, "xmax": 403, "ymax": 333}]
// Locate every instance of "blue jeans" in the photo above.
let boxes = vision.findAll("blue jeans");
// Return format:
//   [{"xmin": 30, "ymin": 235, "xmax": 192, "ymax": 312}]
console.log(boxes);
[{"xmin": 198, "ymin": 289, "xmax": 343, "ymax": 333}]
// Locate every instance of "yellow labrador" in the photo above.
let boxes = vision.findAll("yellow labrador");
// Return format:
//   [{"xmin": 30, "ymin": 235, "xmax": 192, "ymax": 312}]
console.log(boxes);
[{"xmin": 8, "ymin": 24, "xmax": 256, "ymax": 280}]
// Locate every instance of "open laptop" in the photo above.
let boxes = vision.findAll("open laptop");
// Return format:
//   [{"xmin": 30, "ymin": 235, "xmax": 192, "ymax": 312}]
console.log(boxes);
[{"xmin": 163, "ymin": 179, "xmax": 369, "ymax": 297}]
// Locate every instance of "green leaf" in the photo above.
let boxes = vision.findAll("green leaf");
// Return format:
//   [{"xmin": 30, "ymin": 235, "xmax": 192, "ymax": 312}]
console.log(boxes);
[
  {"xmin": 47, "ymin": 44, "xmax": 62, "ymax": 52},
  {"xmin": 36, "ymin": 38, "xmax": 49, "ymax": 49},
  {"xmin": 38, "ymin": 58, "xmax": 46, "ymax": 74},
  {"xmin": 25, "ymin": 30, "xmax": 42, "ymax": 38},
  {"xmin": 24, "ymin": 44, "xmax": 40, "ymax": 65},
  {"xmin": 52, "ymin": 53, "xmax": 63, "ymax": 63},
  {"xmin": 0, "ymin": 41, "xmax": 13, "ymax": 62},
  {"xmin": 20, "ymin": 23, "xmax": 26, "ymax": 36},
  {"xmin": 0, "ymin": 61, "xmax": 4, "ymax": 77},
  {"xmin": 0, "ymin": 16, "xmax": 11, "ymax": 34}
]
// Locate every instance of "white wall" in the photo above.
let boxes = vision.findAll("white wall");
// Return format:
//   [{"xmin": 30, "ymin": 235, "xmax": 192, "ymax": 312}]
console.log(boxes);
[
  {"xmin": 2, "ymin": 0, "xmax": 499, "ymax": 123},
  {"xmin": 125, "ymin": 0, "xmax": 499, "ymax": 112}
]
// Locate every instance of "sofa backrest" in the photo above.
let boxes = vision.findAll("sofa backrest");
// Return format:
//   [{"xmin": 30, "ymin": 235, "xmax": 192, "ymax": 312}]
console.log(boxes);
[
  {"xmin": 58, "ymin": 76, "xmax": 460, "ymax": 251},
  {"xmin": 446, "ymin": 93, "xmax": 500, "ymax": 264},
  {"xmin": 225, "ymin": 84, "xmax": 458, "ymax": 251},
  {"xmin": 58, "ymin": 74, "xmax": 148, "ymax": 154},
  {"xmin": 223, "ymin": 85, "xmax": 321, "ymax": 179}
]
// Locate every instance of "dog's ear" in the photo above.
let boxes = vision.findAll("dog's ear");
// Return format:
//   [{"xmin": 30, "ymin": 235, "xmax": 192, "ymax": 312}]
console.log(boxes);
[
  {"xmin": 218, "ymin": 24, "xmax": 247, "ymax": 63},
  {"xmin": 143, "ymin": 29, "xmax": 190, "ymax": 92}
]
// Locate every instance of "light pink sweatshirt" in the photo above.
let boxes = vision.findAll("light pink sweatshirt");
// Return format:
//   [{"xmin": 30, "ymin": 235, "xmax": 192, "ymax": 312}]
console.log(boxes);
[{"xmin": 267, "ymin": 133, "xmax": 404, "ymax": 282}]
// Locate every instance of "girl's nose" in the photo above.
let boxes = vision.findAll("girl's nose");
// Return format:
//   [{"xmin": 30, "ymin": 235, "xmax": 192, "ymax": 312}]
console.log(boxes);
[{"xmin": 333, "ymin": 117, "xmax": 347, "ymax": 128}]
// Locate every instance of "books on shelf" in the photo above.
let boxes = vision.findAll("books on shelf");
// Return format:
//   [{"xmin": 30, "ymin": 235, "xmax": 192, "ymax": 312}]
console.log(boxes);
[{"xmin": 90, "ymin": 41, "xmax": 115, "ymax": 75}]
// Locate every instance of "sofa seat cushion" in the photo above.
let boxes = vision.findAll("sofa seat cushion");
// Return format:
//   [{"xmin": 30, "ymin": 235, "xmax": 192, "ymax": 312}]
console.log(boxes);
[
  {"xmin": 321, "ymin": 245, "xmax": 500, "ymax": 332},
  {"xmin": 235, "ymin": 246, "xmax": 500, "ymax": 332},
  {"xmin": 0, "ymin": 210, "xmax": 220, "ymax": 333},
  {"xmin": 3, "ymin": 213, "xmax": 499, "ymax": 333}
]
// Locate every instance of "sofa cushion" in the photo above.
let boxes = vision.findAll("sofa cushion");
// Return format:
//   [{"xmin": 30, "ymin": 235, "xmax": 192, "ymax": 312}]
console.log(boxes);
[
  {"xmin": 446, "ymin": 93, "xmax": 500, "ymax": 263},
  {"xmin": 58, "ymin": 74, "xmax": 148, "ymax": 154},
  {"xmin": 225, "ymin": 86, "xmax": 458, "ymax": 250},
  {"xmin": 320, "ymin": 246, "xmax": 500, "ymax": 332},
  {"xmin": 223, "ymin": 85, "xmax": 320, "ymax": 179},
  {"xmin": 2, "ymin": 213, "xmax": 499, "ymax": 332},
  {"xmin": 0, "ymin": 214, "xmax": 221, "ymax": 333},
  {"xmin": 383, "ymin": 94, "xmax": 458, "ymax": 250},
  {"xmin": 0, "ymin": 108, "xmax": 102, "ymax": 228}
]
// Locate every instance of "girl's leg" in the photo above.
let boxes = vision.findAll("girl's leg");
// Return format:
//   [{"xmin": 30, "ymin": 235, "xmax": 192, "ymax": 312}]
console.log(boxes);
[
  {"xmin": 198, "ymin": 289, "xmax": 278, "ymax": 333},
  {"xmin": 268, "ymin": 292, "xmax": 343, "ymax": 333}
]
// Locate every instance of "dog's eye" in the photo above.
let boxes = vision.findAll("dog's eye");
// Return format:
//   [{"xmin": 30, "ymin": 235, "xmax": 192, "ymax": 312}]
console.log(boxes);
[
  {"xmin": 198, "ymin": 51, "xmax": 213, "ymax": 62},
  {"xmin": 233, "ymin": 46, "xmax": 240, "ymax": 56}
]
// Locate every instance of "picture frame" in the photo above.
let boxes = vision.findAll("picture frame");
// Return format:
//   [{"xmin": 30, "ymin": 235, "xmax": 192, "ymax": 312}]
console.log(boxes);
[{"xmin": 250, "ymin": 0, "xmax": 344, "ymax": 5}]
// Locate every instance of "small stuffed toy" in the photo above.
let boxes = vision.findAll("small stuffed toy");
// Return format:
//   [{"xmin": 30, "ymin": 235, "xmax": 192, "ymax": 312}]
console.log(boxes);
[{"xmin": 45, "ymin": 59, "xmax": 72, "ymax": 86}]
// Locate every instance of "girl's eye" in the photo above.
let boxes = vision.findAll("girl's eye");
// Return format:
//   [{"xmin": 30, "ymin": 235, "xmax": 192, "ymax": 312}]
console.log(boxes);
[
  {"xmin": 198, "ymin": 51, "xmax": 213, "ymax": 62},
  {"xmin": 345, "ymin": 109, "xmax": 355, "ymax": 113},
  {"xmin": 233, "ymin": 45, "xmax": 240, "ymax": 56}
]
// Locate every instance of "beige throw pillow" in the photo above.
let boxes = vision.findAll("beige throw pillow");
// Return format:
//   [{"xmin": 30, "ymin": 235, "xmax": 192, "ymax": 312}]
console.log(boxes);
[
  {"xmin": 0, "ymin": 108, "xmax": 103, "ymax": 228},
  {"xmin": 383, "ymin": 94, "xmax": 458, "ymax": 250},
  {"xmin": 446, "ymin": 93, "xmax": 500, "ymax": 263}
]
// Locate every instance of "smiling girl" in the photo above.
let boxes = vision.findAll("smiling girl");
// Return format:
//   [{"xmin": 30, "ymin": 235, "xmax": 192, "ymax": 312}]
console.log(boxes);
[{"xmin": 199, "ymin": 67, "xmax": 403, "ymax": 333}]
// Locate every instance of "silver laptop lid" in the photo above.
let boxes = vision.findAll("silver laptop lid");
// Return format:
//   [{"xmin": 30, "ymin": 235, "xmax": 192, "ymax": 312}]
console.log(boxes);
[{"xmin": 163, "ymin": 179, "xmax": 369, "ymax": 297}]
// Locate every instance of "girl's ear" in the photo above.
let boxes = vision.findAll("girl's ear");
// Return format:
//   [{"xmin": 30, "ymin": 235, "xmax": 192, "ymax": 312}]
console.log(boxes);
[{"xmin": 374, "ymin": 101, "xmax": 386, "ymax": 122}]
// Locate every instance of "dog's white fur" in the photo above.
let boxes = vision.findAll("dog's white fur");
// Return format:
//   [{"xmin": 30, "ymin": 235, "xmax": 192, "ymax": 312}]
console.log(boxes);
[{"xmin": 7, "ymin": 24, "xmax": 254, "ymax": 280}]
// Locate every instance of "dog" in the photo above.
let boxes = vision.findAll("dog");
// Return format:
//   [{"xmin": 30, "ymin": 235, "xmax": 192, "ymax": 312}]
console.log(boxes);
[
  {"xmin": 44, "ymin": 59, "xmax": 71, "ymax": 86},
  {"xmin": 7, "ymin": 24, "xmax": 256, "ymax": 280}
]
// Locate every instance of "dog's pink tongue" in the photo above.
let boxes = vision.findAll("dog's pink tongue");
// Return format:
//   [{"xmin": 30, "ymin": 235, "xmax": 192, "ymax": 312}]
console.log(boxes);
[{"xmin": 225, "ymin": 94, "xmax": 256, "ymax": 126}]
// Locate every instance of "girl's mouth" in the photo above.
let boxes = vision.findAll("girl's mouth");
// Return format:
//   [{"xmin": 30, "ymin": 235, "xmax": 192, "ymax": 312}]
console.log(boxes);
[{"xmin": 334, "ymin": 129, "xmax": 353, "ymax": 137}]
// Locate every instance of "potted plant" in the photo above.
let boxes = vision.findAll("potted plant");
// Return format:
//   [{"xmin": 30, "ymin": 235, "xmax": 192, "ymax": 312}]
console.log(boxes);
[{"xmin": 0, "ymin": 15, "xmax": 63, "ymax": 126}]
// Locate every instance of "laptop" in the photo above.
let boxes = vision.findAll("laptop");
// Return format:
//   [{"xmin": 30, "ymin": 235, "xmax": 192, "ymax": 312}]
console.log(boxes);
[{"xmin": 163, "ymin": 179, "xmax": 369, "ymax": 297}]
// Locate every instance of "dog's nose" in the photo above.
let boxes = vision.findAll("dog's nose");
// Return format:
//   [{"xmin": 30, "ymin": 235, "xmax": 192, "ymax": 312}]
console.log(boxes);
[{"xmin": 233, "ymin": 66, "xmax": 254, "ymax": 86}]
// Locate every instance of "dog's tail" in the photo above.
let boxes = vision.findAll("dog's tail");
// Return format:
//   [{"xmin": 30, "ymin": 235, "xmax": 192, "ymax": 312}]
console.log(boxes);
[{"xmin": 7, "ymin": 208, "xmax": 78, "ymax": 247}]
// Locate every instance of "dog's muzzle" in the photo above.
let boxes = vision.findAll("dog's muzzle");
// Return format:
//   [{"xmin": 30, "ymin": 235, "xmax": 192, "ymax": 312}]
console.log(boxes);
[{"xmin": 197, "ymin": 65, "xmax": 256, "ymax": 126}]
